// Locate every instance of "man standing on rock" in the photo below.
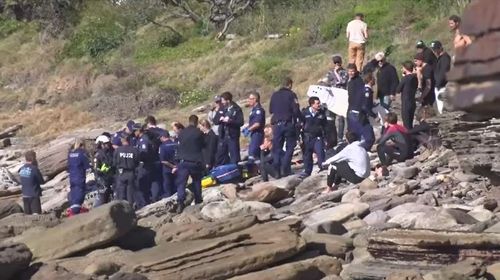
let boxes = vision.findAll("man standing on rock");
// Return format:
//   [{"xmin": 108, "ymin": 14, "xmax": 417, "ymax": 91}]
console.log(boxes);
[
  {"xmin": 396, "ymin": 61, "xmax": 418, "ymax": 130},
  {"xmin": 269, "ymin": 77, "xmax": 301, "ymax": 178},
  {"xmin": 67, "ymin": 138, "xmax": 90, "ymax": 215},
  {"xmin": 19, "ymin": 150, "xmax": 44, "ymax": 215},
  {"xmin": 243, "ymin": 91, "xmax": 265, "ymax": 163},
  {"xmin": 114, "ymin": 135, "xmax": 140, "ymax": 208},
  {"xmin": 375, "ymin": 52, "xmax": 399, "ymax": 111},
  {"xmin": 347, "ymin": 64, "xmax": 376, "ymax": 151},
  {"xmin": 299, "ymin": 96, "xmax": 327, "ymax": 179},
  {"xmin": 214, "ymin": 91, "xmax": 244, "ymax": 165},
  {"xmin": 346, "ymin": 13, "xmax": 368, "ymax": 71},
  {"xmin": 174, "ymin": 115, "xmax": 205, "ymax": 213},
  {"xmin": 430, "ymin": 41, "xmax": 451, "ymax": 114}
]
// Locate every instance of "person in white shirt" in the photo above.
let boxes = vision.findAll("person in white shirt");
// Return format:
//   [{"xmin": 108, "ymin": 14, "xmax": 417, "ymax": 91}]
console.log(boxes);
[
  {"xmin": 346, "ymin": 13, "xmax": 368, "ymax": 72},
  {"xmin": 322, "ymin": 131, "xmax": 370, "ymax": 193}
]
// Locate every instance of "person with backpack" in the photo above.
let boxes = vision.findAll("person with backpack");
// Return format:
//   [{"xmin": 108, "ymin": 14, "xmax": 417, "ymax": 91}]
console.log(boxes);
[
  {"xmin": 67, "ymin": 138, "xmax": 90, "ymax": 215},
  {"xmin": 93, "ymin": 134, "xmax": 115, "ymax": 206},
  {"xmin": 19, "ymin": 150, "xmax": 44, "ymax": 215}
]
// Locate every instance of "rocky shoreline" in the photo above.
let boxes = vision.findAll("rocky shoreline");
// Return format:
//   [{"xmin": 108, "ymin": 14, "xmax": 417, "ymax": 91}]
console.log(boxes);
[{"xmin": 0, "ymin": 110, "xmax": 499, "ymax": 280}]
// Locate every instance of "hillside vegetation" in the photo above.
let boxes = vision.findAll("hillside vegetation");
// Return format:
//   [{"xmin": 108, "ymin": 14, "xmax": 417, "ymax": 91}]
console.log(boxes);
[{"xmin": 0, "ymin": 0, "xmax": 467, "ymax": 143}]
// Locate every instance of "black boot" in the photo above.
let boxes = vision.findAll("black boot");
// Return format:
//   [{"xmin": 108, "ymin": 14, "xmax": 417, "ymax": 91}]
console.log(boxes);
[{"xmin": 176, "ymin": 202, "xmax": 185, "ymax": 214}]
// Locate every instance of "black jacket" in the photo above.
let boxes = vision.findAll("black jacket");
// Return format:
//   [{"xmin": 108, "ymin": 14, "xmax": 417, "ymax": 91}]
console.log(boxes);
[
  {"xmin": 423, "ymin": 47, "xmax": 437, "ymax": 67},
  {"xmin": 269, "ymin": 87, "xmax": 301, "ymax": 124},
  {"xmin": 113, "ymin": 145, "xmax": 140, "ymax": 171},
  {"xmin": 301, "ymin": 107, "xmax": 327, "ymax": 138},
  {"xmin": 19, "ymin": 163, "xmax": 44, "ymax": 197},
  {"xmin": 434, "ymin": 52, "xmax": 451, "ymax": 88},
  {"xmin": 214, "ymin": 102, "xmax": 244, "ymax": 139},
  {"xmin": 376, "ymin": 63, "xmax": 400, "ymax": 98},
  {"xmin": 177, "ymin": 125, "xmax": 205, "ymax": 163},
  {"xmin": 202, "ymin": 130, "xmax": 218, "ymax": 168}
]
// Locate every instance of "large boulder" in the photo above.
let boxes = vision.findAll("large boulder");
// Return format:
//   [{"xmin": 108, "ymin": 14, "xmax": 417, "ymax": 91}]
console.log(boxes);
[
  {"xmin": 301, "ymin": 231, "xmax": 353, "ymax": 258},
  {"xmin": 13, "ymin": 201, "xmax": 137, "ymax": 261},
  {"xmin": 54, "ymin": 220, "xmax": 306, "ymax": 279},
  {"xmin": 230, "ymin": 256, "xmax": 342, "ymax": 280},
  {"xmin": 243, "ymin": 182, "xmax": 290, "ymax": 204},
  {"xmin": 0, "ymin": 200, "xmax": 23, "ymax": 219},
  {"xmin": 304, "ymin": 203, "xmax": 370, "ymax": 228},
  {"xmin": 0, "ymin": 243, "xmax": 32, "ymax": 280},
  {"xmin": 201, "ymin": 199, "xmax": 275, "ymax": 220},
  {"xmin": 155, "ymin": 215, "xmax": 257, "ymax": 243},
  {"xmin": 22, "ymin": 264, "xmax": 92, "ymax": 280},
  {"xmin": 0, "ymin": 213, "xmax": 60, "ymax": 236}
]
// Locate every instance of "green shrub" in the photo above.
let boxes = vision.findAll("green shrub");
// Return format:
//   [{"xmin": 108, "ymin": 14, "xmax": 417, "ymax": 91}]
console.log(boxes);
[
  {"xmin": 135, "ymin": 37, "xmax": 220, "ymax": 65},
  {"xmin": 63, "ymin": 3, "xmax": 129, "ymax": 58},
  {"xmin": 251, "ymin": 55, "xmax": 290, "ymax": 85},
  {"xmin": 413, "ymin": 20, "xmax": 430, "ymax": 32},
  {"xmin": 320, "ymin": 9, "xmax": 354, "ymax": 41},
  {"xmin": 0, "ymin": 17, "xmax": 23, "ymax": 39}
]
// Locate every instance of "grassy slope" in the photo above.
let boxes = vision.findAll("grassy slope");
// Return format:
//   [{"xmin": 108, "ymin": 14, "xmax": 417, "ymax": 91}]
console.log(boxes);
[{"xmin": 0, "ymin": 0, "xmax": 464, "ymax": 143}]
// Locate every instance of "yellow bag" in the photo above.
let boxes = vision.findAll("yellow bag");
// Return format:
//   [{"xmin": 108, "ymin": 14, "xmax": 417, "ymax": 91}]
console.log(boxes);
[{"xmin": 202, "ymin": 175, "xmax": 217, "ymax": 188}]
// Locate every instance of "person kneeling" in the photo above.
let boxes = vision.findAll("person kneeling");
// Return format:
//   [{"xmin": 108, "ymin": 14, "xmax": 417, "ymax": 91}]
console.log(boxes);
[
  {"xmin": 377, "ymin": 112, "xmax": 413, "ymax": 168},
  {"xmin": 322, "ymin": 132, "xmax": 370, "ymax": 193}
]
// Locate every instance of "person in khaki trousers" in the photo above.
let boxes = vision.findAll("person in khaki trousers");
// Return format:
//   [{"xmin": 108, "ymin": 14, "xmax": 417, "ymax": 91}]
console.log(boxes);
[{"xmin": 346, "ymin": 13, "xmax": 368, "ymax": 71}]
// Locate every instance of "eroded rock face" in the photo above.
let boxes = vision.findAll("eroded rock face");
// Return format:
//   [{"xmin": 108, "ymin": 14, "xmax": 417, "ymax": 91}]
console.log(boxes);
[
  {"xmin": 447, "ymin": 0, "xmax": 500, "ymax": 117},
  {"xmin": 230, "ymin": 255, "xmax": 342, "ymax": 280}
]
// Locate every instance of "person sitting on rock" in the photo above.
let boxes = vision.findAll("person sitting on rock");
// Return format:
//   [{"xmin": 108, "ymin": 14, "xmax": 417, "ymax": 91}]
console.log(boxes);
[
  {"xmin": 322, "ymin": 131, "xmax": 370, "ymax": 193},
  {"xmin": 376, "ymin": 112, "xmax": 413, "ymax": 168}
]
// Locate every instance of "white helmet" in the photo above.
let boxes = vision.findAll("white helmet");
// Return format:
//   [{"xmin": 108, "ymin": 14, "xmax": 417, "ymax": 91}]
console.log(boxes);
[{"xmin": 95, "ymin": 135, "xmax": 110, "ymax": 144}]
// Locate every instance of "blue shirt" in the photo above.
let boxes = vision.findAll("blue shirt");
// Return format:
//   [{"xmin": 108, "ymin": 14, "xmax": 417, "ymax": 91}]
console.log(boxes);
[
  {"xmin": 159, "ymin": 140, "xmax": 177, "ymax": 172},
  {"xmin": 19, "ymin": 163, "xmax": 44, "ymax": 197},
  {"xmin": 67, "ymin": 148, "xmax": 90, "ymax": 182},
  {"xmin": 137, "ymin": 134, "xmax": 154, "ymax": 164},
  {"xmin": 111, "ymin": 130, "xmax": 126, "ymax": 146},
  {"xmin": 249, "ymin": 104, "xmax": 265, "ymax": 133}
]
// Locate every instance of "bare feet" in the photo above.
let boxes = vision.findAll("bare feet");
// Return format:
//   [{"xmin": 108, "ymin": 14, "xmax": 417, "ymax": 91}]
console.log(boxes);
[{"xmin": 322, "ymin": 185, "xmax": 337, "ymax": 194}]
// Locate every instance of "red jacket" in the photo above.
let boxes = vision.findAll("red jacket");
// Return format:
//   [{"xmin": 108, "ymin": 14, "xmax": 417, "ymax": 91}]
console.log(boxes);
[{"xmin": 385, "ymin": 123, "xmax": 408, "ymax": 135}]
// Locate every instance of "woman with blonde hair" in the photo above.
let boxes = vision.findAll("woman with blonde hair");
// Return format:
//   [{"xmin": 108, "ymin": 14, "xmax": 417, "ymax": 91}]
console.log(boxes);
[{"xmin": 67, "ymin": 138, "xmax": 90, "ymax": 215}]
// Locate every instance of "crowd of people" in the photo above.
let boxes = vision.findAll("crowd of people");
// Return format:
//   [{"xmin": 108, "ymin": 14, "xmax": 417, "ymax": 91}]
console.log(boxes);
[{"xmin": 17, "ymin": 12, "xmax": 471, "ymax": 215}]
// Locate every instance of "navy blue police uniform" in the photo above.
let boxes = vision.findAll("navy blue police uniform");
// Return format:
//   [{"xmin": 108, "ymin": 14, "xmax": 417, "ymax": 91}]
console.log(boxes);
[
  {"xmin": 113, "ymin": 143, "xmax": 140, "ymax": 206},
  {"xmin": 347, "ymin": 75, "xmax": 376, "ymax": 151},
  {"xmin": 67, "ymin": 148, "xmax": 90, "ymax": 213},
  {"xmin": 19, "ymin": 163, "xmax": 45, "ymax": 214},
  {"xmin": 214, "ymin": 102, "xmax": 244, "ymax": 164},
  {"xmin": 269, "ymin": 87, "xmax": 301, "ymax": 177},
  {"xmin": 301, "ymin": 107, "xmax": 327, "ymax": 176},
  {"xmin": 159, "ymin": 138, "xmax": 177, "ymax": 198},
  {"xmin": 247, "ymin": 104, "xmax": 265, "ymax": 162}
]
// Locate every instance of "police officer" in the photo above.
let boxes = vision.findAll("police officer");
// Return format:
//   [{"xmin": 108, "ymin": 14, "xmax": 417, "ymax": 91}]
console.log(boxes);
[
  {"xmin": 243, "ymin": 91, "xmax": 265, "ymax": 163},
  {"xmin": 67, "ymin": 138, "xmax": 90, "ymax": 215},
  {"xmin": 113, "ymin": 135, "xmax": 140, "ymax": 207},
  {"xmin": 347, "ymin": 63, "xmax": 376, "ymax": 151},
  {"xmin": 111, "ymin": 120, "xmax": 136, "ymax": 149},
  {"xmin": 94, "ymin": 135, "xmax": 114, "ymax": 206},
  {"xmin": 269, "ymin": 77, "xmax": 301, "ymax": 178},
  {"xmin": 214, "ymin": 91, "xmax": 244, "ymax": 164},
  {"xmin": 300, "ymin": 96, "xmax": 327, "ymax": 178},
  {"xmin": 174, "ymin": 115, "xmax": 205, "ymax": 213},
  {"xmin": 143, "ymin": 116, "xmax": 164, "ymax": 202},
  {"xmin": 159, "ymin": 130, "xmax": 177, "ymax": 198},
  {"xmin": 134, "ymin": 124, "xmax": 155, "ymax": 208}
]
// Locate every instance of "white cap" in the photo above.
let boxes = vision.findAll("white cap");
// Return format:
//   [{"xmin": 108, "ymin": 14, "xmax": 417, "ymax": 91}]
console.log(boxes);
[
  {"xmin": 375, "ymin": 52, "xmax": 385, "ymax": 61},
  {"xmin": 95, "ymin": 135, "xmax": 110, "ymax": 144}
]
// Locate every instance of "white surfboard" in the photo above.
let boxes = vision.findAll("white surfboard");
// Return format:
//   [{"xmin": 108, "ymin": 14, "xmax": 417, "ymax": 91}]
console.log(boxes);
[
  {"xmin": 307, "ymin": 85, "xmax": 349, "ymax": 117},
  {"xmin": 435, "ymin": 87, "xmax": 445, "ymax": 114}
]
